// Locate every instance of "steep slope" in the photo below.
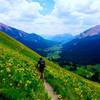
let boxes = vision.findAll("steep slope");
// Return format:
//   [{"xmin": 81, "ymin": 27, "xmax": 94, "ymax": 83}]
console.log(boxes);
[
  {"xmin": 0, "ymin": 23, "xmax": 57, "ymax": 56},
  {"xmin": 0, "ymin": 32, "xmax": 100, "ymax": 100},
  {"xmin": 0, "ymin": 32, "xmax": 49, "ymax": 100},
  {"xmin": 60, "ymin": 25, "xmax": 100, "ymax": 65}
]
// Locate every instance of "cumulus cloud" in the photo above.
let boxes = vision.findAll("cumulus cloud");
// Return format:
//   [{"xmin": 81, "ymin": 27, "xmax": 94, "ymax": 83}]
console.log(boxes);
[
  {"xmin": 0, "ymin": 0, "xmax": 42, "ymax": 22},
  {"xmin": 49, "ymin": 0, "xmax": 100, "ymax": 35},
  {"xmin": 0, "ymin": 0, "xmax": 100, "ymax": 36}
]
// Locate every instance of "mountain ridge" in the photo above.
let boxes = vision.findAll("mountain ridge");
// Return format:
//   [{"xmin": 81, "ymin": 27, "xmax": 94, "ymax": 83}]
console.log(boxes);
[
  {"xmin": 59, "ymin": 24, "xmax": 100, "ymax": 65},
  {"xmin": 0, "ymin": 23, "xmax": 57, "ymax": 56},
  {"xmin": 79, "ymin": 25, "xmax": 100, "ymax": 38}
]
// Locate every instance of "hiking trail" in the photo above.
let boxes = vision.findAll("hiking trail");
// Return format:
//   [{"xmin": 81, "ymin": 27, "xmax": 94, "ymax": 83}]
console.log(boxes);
[{"xmin": 44, "ymin": 80, "xmax": 58, "ymax": 100}]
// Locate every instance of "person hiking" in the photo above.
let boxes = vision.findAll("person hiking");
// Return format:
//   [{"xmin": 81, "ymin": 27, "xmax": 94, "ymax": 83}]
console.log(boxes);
[{"xmin": 37, "ymin": 58, "xmax": 46, "ymax": 80}]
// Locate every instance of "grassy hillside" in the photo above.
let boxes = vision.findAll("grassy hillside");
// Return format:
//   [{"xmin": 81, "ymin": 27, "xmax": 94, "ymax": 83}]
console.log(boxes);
[
  {"xmin": 0, "ymin": 32, "xmax": 100, "ymax": 100},
  {"xmin": 0, "ymin": 32, "xmax": 49, "ymax": 100},
  {"xmin": 45, "ymin": 66, "xmax": 100, "ymax": 100},
  {"xmin": 0, "ymin": 31, "xmax": 40, "ymax": 61}
]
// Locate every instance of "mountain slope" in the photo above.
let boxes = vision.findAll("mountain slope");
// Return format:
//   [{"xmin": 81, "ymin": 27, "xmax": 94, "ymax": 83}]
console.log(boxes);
[
  {"xmin": 0, "ymin": 32, "xmax": 49, "ymax": 100},
  {"xmin": 0, "ymin": 23, "xmax": 57, "ymax": 56},
  {"xmin": 80, "ymin": 25, "xmax": 100, "ymax": 38},
  {"xmin": 0, "ymin": 32, "xmax": 100, "ymax": 100},
  {"xmin": 60, "ymin": 25, "xmax": 100, "ymax": 65}
]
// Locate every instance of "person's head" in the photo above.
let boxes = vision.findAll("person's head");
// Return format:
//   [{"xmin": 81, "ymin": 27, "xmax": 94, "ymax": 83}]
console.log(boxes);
[{"xmin": 40, "ymin": 57, "xmax": 43, "ymax": 60}]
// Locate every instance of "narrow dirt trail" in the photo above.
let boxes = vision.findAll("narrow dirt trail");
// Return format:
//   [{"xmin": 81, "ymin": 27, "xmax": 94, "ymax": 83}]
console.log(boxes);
[{"xmin": 44, "ymin": 80, "xmax": 58, "ymax": 100}]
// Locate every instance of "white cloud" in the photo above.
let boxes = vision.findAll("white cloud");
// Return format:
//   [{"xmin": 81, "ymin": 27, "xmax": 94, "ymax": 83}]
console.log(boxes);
[
  {"xmin": 0, "ymin": 0, "xmax": 100, "ymax": 36},
  {"xmin": 50, "ymin": 0, "xmax": 100, "ymax": 34},
  {"xmin": 0, "ymin": 0, "xmax": 42, "ymax": 22},
  {"xmin": 0, "ymin": 0, "xmax": 11, "ymax": 13}
]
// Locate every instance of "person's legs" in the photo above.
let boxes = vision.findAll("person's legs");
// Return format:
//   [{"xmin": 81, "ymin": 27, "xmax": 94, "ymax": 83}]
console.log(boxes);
[{"xmin": 40, "ymin": 70, "xmax": 44, "ymax": 80}]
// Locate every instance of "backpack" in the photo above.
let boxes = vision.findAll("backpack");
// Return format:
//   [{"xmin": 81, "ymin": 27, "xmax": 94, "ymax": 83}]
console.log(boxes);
[{"xmin": 39, "ymin": 60, "xmax": 45, "ymax": 68}]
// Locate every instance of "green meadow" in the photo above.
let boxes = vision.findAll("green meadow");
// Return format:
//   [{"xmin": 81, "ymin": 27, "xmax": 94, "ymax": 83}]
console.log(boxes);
[{"xmin": 0, "ymin": 32, "xmax": 100, "ymax": 100}]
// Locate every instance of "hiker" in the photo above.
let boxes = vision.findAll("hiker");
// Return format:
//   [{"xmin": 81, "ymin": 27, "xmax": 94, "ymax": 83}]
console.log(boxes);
[{"xmin": 37, "ymin": 58, "xmax": 46, "ymax": 80}]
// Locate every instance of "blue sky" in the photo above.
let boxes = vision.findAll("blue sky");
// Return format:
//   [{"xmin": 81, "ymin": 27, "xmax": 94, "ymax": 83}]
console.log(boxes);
[
  {"xmin": 0, "ymin": 0, "xmax": 100, "ymax": 36},
  {"xmin": 30, "ymin": 0, "xmax": 54, "ymax": 15}
]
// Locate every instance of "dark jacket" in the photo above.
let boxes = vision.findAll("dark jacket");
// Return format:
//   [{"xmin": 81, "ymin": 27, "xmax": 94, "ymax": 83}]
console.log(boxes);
[{"xmin": 38, "ymin": 59, "xmax": 45, "ymax": 72}]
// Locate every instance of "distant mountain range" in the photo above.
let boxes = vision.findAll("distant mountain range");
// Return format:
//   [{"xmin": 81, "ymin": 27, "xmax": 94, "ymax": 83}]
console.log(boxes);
[
  {"xmin": 0, "ymin": 23, "xmax": 57, "ymax": 56},
  {"xmin": 1, "ymin": 23, "xmax": 100, "ymax": 65},
  {"xmin": 49, "ymin": 33, "xmax": 75, "ymax": 44},
  {"xmin": 59, "ymin": 25, "xmax": 100, "ymax": 65}
]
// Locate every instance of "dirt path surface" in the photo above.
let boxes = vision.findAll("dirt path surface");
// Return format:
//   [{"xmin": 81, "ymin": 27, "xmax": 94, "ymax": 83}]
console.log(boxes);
[{"xmin": 44, "ymin": 80, "xmax": 58, "ymax": 100}]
